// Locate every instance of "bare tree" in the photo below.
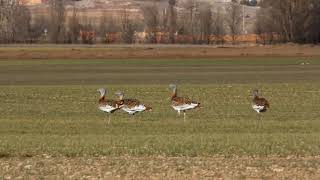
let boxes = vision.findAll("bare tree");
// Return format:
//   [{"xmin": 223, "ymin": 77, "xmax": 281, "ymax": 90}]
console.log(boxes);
[
  {"xmin": 79, "ymin": 10, "xmax": 93, "ymax": 30},
  {"xmin": 212, "ymin": 8, "xmax": 225, "ymax": 44},
  {"xmin": 226, "ymin": 2, "xmax": 242, "ymax": 44},
  {"xmin": 0, "ymin": 0, "xmax": 31, "ymax": 43},
  {"xmin": 141, "ymin": 2, "xmax": 160, "ymax": 43},
  {"xmin": 168, "ymin": 0, "xmax": 177, "ymax": 43},
  {"xmin": 107, "ymin": 17, "xmax": 121, "ymax": 33},
  {"xmin": 29, "ymin": 16, "xmax": 49, "ymax": 43},
  {"xmin": 161, "ymin": 6, "xmax": 168, "ymax": 32},
  {"xmin": 257, "ymin": 0, "xmax": 320, "ymax": 44},
  {"xmin": 48, "ymin": 0, "xmax": 66, "ymax": 43},
  {"xmin": 67, "ymin": 4, "xmax": 80, "ymax": 43},
  {"xmin": 0, "ymin": 1, "xmax": 13, "ymax": 43},
  {"xmin": 98, "ymin": 12, "xmax": 118, "ymax": 43},
  {"xmin": 121, "ymin": 9, "xmax": 135, "ymax": 44},
  {"xmin": 256, "ymin": 1, "xmax": 290, "ymax": 43},
  {"xmin": 255, "ymin": 5, "xmax": 282, "ymax": 44},
  {"xmin": 305, "ymin": 0, "xmax": 320, "ymax": 43},
  {"xmin": 199, "ymin": 2, "xmax": 212, "ymax": 44},
  {"xmin": 78, "ymin": 11, "xmax": 96, "ymax": 44},
  {"xmin": 12, "ymin": 2, "xmax": 31, "ymax": 42},
  {"xmin": 181, "ymin": 0, "xmax": 198, "ymax": 43},
  {"xmin": 98, "ymin": 12, "xmax": 109, "ymax": 39}
]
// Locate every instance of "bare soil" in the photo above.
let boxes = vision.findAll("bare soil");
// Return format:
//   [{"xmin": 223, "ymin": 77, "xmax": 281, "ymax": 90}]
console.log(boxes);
[
  {"xmin": 1, "ymin": 156, "xmax": 319, "ymax": 179},
  {"xmin": 0, "ymin": 44, "xmax": 319, "ymax": 60}
]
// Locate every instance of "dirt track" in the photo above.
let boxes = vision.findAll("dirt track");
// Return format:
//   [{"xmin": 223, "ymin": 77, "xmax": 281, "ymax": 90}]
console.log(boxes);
[{"xmin": 0, "ymin": 44, "xmax": 319, "ymax": 59}]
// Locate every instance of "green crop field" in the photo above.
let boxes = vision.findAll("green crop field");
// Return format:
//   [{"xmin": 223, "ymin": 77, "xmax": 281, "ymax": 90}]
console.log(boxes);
[
  {"xmin": 1, "ymin": 57, "xmax": 320, "ymax": 157},
  {"xmin": 0, "ymin": 57, "xmax": 320, "ymax": 178}
]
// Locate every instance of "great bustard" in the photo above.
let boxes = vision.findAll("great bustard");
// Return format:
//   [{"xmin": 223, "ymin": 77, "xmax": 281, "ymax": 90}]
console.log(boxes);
[
  {"xmin": 252, "ymin": 89, "xmax": 270, "ymax": 114},
  {"xmin": 97, "ymin": 88, "xmax": 123, "ymax": 125},
  {"xmin": 115, "ymin": 91, "xmax": 152, "ymax": 115},
  {"xmin": 169, "ymin": 84, "xmax": 200, "ymax": 121}
]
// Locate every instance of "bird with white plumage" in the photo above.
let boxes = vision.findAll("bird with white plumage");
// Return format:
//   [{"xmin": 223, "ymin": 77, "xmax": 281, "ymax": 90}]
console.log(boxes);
[
  {"xmin": 251, "ymin": 89, "xmax": 270, "ymax": 126},
  {"xmin": 115, "ymin": 91, "xmax": 152, "ymax": 116},
  {"xmin": 252, "ymin": 89, "xmax": 270, "ymax": 114},
  {"xmin": 97, "ymin": 88, "xmax": 123, "ymax": 125},
  {"xmin": 169, "ymin": 84, "xmax": 200, "ymax": 121}
]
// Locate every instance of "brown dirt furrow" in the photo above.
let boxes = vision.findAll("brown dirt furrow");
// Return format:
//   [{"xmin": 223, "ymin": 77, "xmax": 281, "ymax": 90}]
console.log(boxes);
[{"xmin": 0, "ymin": 44, "xmax": 319, "ymax": 59}]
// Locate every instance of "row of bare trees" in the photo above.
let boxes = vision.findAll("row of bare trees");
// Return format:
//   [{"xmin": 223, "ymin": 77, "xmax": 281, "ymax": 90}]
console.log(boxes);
[
  {"xmin": 1, "ymin": 0, "xmax": 319, "ymax": 44},
  {"xmin": 0, "ymin": 0, "xmax": 31, "ymax": 43},
  {"xmin": 140, "ymin": 0, "xmax": 242, "ymax": 44},
  {"xmin": 0, "ymin": 0, "xmax": 66, "ymax": 43},
  {"xmin": 256, "ymin": 0, "xmax": 320, "ymax": 44},
  {"xmin": 0, "ymin": 0, "xmax": 242, "ymax": 44}
]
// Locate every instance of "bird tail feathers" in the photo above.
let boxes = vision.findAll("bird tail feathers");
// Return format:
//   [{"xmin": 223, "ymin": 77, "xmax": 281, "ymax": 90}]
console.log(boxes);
[{"xmin": 145, "ymin": 106, "xmax": 152, "ymax": 111}]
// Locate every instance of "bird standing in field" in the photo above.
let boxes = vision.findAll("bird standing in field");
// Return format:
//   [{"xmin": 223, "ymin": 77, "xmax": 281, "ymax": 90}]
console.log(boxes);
[
  {"xmin": 252, "ymin": 89, "xmax": 270, "ymax": 123},
  {"xmin": 97, "ymin": 88, "xmax": 123, "ymax": 125},
  {"xmin": 169, "ymin": 84, "xmax": 200, "ymax": 121},
  {"xmin": 115, "ymin": 91, "xmax": 152, "ymax": 115}
]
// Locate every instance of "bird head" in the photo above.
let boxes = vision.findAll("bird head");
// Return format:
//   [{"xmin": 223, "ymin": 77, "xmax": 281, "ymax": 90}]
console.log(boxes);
[
  {"xmin": 169, "ymin": 84, "xmax": 177, "ymax": 97},
  {"xmin": 252, "ymin": 89, "xmax": 259, "ymax": 97},
  {"xmin": 97, "ymin": 88, "xmax": 106, "ymax": 97},
  {"xmin": 115, "ymin": 91, "xmax": 124, "ymax": 100},
  {"xmin": 146, "ymin": 106, "xmax": 152, "ymax": 111},
  {"xmin": 169, "ymin": 84, "xmax": 177, "ymax": 89}
]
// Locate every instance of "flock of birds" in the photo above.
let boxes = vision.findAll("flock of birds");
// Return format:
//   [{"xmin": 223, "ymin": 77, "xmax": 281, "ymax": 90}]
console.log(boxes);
[{"xmin": 97, "ymin": 84, "xmax": 270, "ymax": 124}]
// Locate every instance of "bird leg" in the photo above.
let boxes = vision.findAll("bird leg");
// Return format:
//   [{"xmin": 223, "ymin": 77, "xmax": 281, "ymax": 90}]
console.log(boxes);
[
  {"xmin": 178, "ymin": 110, "xmax": 181, "ymax": 116},
  {"xmin": 108, "ymin": 114, "xmax": 111, "ymax": 125},
  {"xmin": 183, "ymin": 111, "xmax": 186, "ymax": 122},
  {"xmin": 257, "ymin": 113, "xmax": 262, "ymax": 129},
  {"xmin": 104, "ymin": 115, "xmax": 109, "ymax": 126}
]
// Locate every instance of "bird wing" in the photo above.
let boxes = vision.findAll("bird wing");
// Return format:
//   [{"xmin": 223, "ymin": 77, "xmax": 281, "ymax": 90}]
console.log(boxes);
[
  {"xmin": 253, "ymin": 97, "xmax": 270, "ymax": 108},
  {"xmin": 122, "ymin": 99, "xmax": 141, "ymax": 108},
  {"xmin": 98, "ymin": 99, "xmax": 122, "ymax": 113},
  {"xmin": 100, "ymin": 99, "xmax": 122, "ymax": 108},
  {"xmin": 171, "ymin": 96, "xmax": 198, "ymax": 106},
  {"xmin": 130, "ymin": 104, "xmax": 147, "ymax": 112}
]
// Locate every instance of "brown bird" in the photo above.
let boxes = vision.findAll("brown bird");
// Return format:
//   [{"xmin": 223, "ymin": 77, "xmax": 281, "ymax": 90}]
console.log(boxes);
[
  {"xmin": 115, "ymin": 91, "xmax": 152, "ymax": 115},
  {"xmin": 252, "ymin": 89, "xmax": 270, "ymax": 114},
  {"xmin": 169, "ymin": 84, "xmax": 200, "ymax": 121},
  {"xmin": 97, "ymin": 88, "xmax": 123, "ymax": 125}
]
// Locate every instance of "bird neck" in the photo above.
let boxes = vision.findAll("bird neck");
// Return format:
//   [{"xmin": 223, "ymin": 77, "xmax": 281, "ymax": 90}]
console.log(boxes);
[
  {"xmin": 171, "ymin": 88, "xmax": 177, "ymax": 99},
  {"xmin": 99, "ymin": 94, "xmax": 105, "ymax": 103},
  {"xmin": 253, "ymin": 95, "xmax": 259, "ymax": 101},
  {"xmin": 118, "ymin": 94, "xmax": 124, "ymax": 100}
]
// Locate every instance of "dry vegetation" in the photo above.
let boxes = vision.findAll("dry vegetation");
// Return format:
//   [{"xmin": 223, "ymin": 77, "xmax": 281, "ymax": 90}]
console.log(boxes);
[{"xmin": 1, "ymin": 156, "xmax": 320, "ymax": 179}]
